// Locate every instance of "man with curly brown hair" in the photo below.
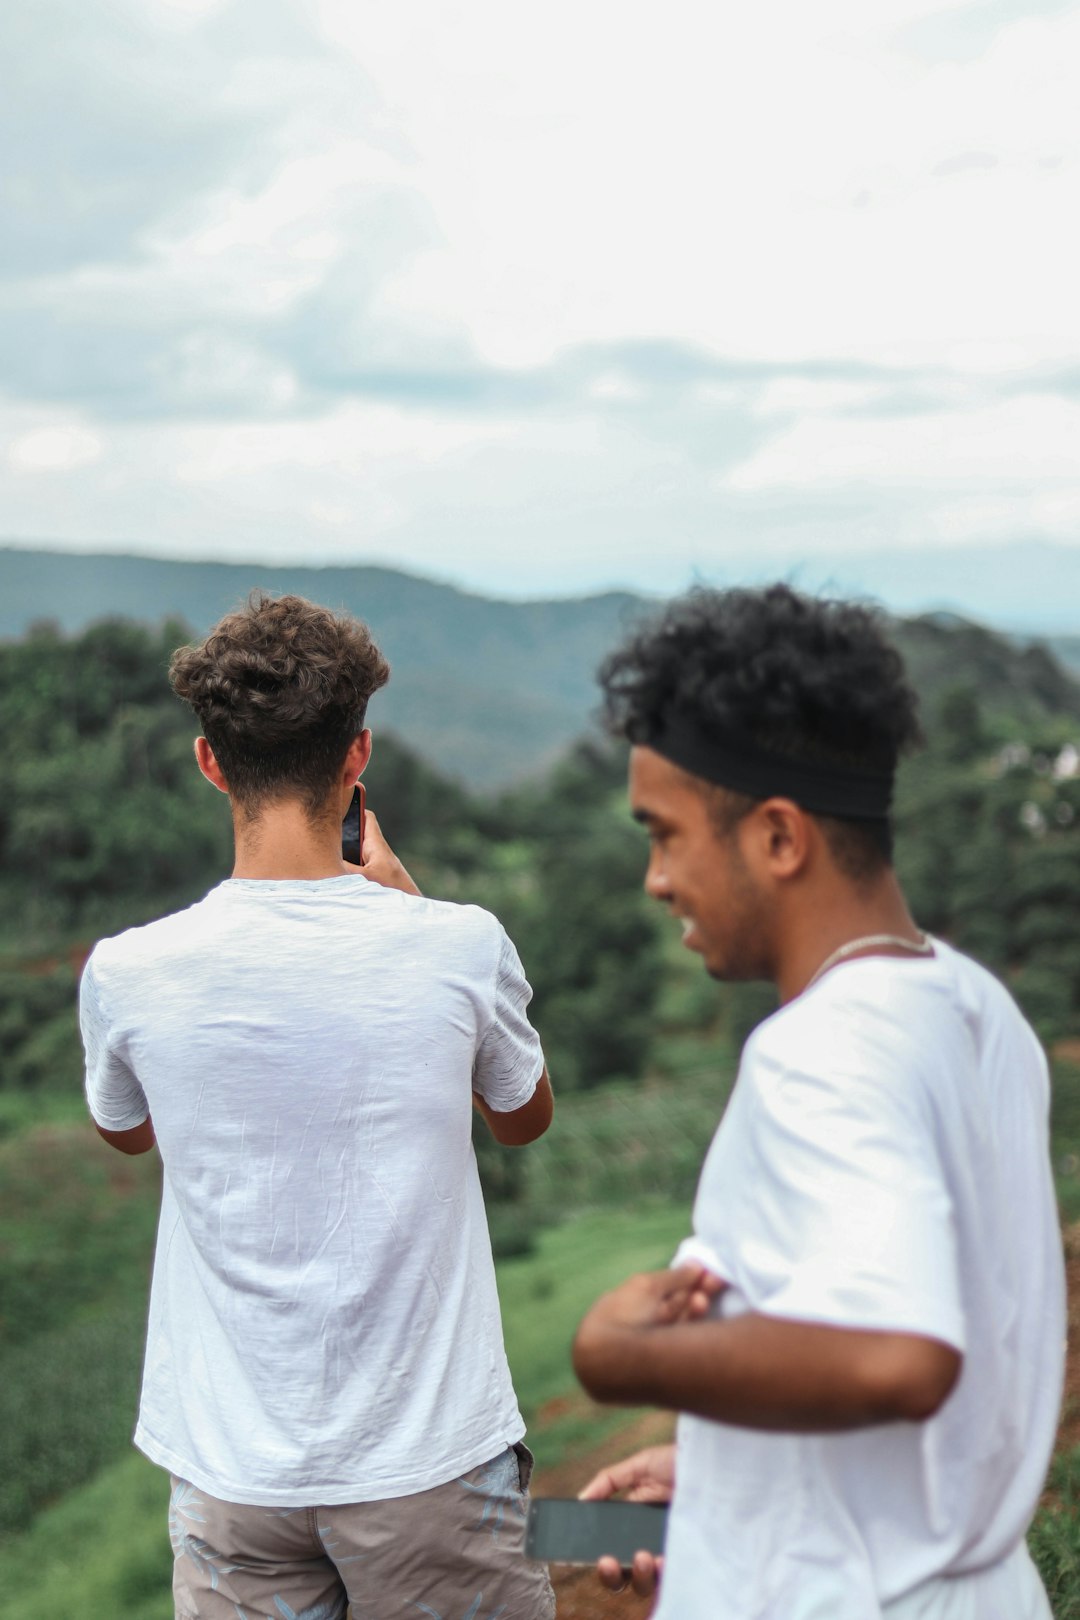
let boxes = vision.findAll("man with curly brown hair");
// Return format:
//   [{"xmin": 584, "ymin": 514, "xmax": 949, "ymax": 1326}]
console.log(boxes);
[{"xmin": 79, "ymin": 593, "xmax": 555, "ymax": 1620}]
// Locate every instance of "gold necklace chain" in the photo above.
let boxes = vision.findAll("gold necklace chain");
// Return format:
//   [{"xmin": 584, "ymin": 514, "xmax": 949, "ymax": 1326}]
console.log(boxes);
[{"xmin": 804, "ymin": 931, "xmax": 934, "ymax": 992}]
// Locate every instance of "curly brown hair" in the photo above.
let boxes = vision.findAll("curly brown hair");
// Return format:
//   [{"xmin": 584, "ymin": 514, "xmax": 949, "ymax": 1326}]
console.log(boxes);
[{"xmin": 169, "ymin": 592, "xmax": 390, "ymax": 815}]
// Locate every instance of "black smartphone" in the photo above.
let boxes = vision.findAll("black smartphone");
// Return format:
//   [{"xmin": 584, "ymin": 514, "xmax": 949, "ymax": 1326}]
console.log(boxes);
[
  {"xmin": 524, "ymin": 1498, "xmax": 668, "ymax": 1566},
  {"xmin": 342, "ymin": 783, "xmax": 366, "ymax": 865}
]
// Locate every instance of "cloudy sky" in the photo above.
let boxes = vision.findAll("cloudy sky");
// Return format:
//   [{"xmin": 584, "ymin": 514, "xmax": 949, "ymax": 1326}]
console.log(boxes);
[{"xmin": 2, "ymin": 0, "xmax": 1079, "ymax": 607}]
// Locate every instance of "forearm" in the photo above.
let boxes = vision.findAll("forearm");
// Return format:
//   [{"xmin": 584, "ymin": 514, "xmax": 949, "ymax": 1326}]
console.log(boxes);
[
  {"xmin": 472, "ymin": 1092, "xmax": 503, "ymax": 1133},
  {"xmin": 94, "ymin": 1117, "xmax": 157, "ymax": 1156},
  {"xmin": 473, "ymin": 1070, "xmax": 554, "ymax": 1145},
  {"xmin": 573, "ymin": 1309, "xmax": 960, "ymax": 1432}
]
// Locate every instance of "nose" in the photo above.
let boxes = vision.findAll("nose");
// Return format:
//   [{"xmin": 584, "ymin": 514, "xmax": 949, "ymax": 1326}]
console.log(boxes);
[{"xmin": 644, "ymin": 848, "xmax": 672, "ymax": 903}]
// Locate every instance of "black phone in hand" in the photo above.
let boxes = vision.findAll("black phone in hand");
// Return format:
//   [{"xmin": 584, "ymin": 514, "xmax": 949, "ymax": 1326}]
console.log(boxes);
[
  {"xmin": 524, "ymin": 1498, "xmax": 667, "ymax": 1565},
  {"xmin": 342, "ymin": 783, "xmax": 365, "ymax": 865}
]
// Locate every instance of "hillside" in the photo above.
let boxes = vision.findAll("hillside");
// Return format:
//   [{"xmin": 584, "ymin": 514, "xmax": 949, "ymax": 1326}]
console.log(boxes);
[
  {"xmin": 3, "ymin": 547, "xmax": 1080, "ymax": 786},
  {"xmin": 0, "ymin": 547, "xmax": 645, "ymax": 787},
  {"xmin": 895, "ymin": 613, "xmax": 1080, "ymax": 725},
  {"xmin": 1048, "ymin": 637, "xmax": 1080, "ymax": 680},
  {"xmin": 5, "ymin": 595, "xmax": 1080, "ymax": 1617}
]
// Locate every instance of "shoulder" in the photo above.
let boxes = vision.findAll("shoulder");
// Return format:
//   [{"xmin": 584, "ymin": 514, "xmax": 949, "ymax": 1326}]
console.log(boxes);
[
  {"xmin": 747, "ymin": 940, "xmax": 1043, "ymax": 1108},
  {"xmin": 386, "ymin": 894, "xmax": 515, "ymax": 969},
  {"xmin": 394, "ymin": 894, "xmax": 505, "ymax": 945},
  {"xmin": 933, "ymin": 938, "xmax": 1038, "ymax": 1027},
  {"xmin": 86, "ymin": 892, "xmax": 221, "ymax": 987},
  {"xmin": 757, "ymin": 943, "xmax": 983, "ymax": 1054},
  {"xmin": 744, "ymin": 953, "xmax": 952, "ymax": 1105},
  {"xmin": 418, "ymin": 896, "xmax": 501, "ymax": 932}
]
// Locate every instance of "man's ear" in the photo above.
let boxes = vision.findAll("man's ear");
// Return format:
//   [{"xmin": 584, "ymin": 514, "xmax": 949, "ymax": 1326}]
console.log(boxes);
[
  {"xmin": 743, "ymin": 798, "xmax": 812, "ymax": 882},
  {"xmin": 342, "ymin": 730, "xmax": 372, "ymax": 783},
  {"xmin": 194, "ymin": 737, "xmax": 229, "ymax": 795}
]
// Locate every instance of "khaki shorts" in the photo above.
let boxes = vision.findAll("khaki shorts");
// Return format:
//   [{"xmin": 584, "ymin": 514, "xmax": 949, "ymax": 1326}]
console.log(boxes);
[{"xmin": 169, "ymin": 1444, "xmax": 555, "ymax": 1620}]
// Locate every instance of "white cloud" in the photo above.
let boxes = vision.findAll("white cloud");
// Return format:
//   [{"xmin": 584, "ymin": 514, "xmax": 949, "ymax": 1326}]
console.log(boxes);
[
  {"xmin": 148, "ymin": 0, "xmax": 230, "ymax": 23},
  {"xmin": 3, "ymin": 0, "xmax": 1080, "ymax": 605},
  {"xmin": 752, "ymin": 379, "xmax": 895, "ymax": 417},
  {"xmin": 171, "ymin": 402, "xmax": 513, "ymax": 485},
  {"xmin": 934, "ymin": 486, "xmax": 1080, "ymax": 543},
  {"xmin": 173, "ymin": 143, "xmax": 409, "ymax": 266},
  {"xmin": 588, "ymin": 373, "xmax": 648, "ymax": 403},
  {"xmin": 317, "ymin": 0, "xmax": 1080, "ymax": 372},
  {"xmin": 727, "ymin": 391, "xmax": 1080, "ymax": 489},
  {"xmin": 9, "ymin": 425, "xmax": 103, "ymax": 471}
]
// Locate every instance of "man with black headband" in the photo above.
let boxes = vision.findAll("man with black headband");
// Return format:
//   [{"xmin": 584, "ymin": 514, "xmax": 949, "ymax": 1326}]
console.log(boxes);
[{"xmin": 572, "ymin": 585, "xmax": 1063, "ymax": 1620}]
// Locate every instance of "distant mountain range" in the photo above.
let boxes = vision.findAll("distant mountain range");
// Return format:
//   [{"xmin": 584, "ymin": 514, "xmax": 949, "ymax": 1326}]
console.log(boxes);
[
  {"xmin": 0, "ymin": 547, "xmax": 645, "ymax": 786},
  {"xmin": 740, "ymin": 540, "xmax": 1080, "ymax": 640},
  {"xmin": 2, "ymin": 546, "xmax": 1078, "ymax": 786}
]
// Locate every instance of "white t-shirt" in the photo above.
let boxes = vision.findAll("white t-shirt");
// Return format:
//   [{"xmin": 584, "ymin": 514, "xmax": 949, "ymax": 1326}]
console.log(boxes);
[
  {"xmin": 80, "ymin": 875, "xmax": 545, "ymax": 1506},
  {"xmin": 659, "ymin": 940, "xmax": 1064, "ymax": 1620}
]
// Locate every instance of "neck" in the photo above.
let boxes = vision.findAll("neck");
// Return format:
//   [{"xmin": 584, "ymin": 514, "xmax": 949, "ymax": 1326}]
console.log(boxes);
[
  {"xmin": 775, "ymin": 869, "xmax": 924, "ymax": 1004},
  {"xmin": 231, "ymin": 798, "xmax": 346, "ymax": 881}
]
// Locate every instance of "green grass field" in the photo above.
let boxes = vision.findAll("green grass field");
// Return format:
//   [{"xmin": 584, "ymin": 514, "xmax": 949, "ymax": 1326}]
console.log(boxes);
[
  {"xmin": 4, "ymin": 1189, "xmax": 1080, "ymax": 1619},
  {"xmin": 0, "ymin": 1201, "xmax": 692, "ymax": 1620},
  {"xmin": 5, "ymin": 1055, "xmax": 1080, "ymax": 1617},
  {"xmin": 0, "ymin": 1454, "xmax": 173, "ymax": 1620}
]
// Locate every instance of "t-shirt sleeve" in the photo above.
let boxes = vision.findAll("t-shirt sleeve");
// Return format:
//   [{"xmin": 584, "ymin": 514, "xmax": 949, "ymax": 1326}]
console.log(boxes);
[
  {"xmin": 718, "ymin": 1014, "xmax": 966, "ymax": 1352},
  {"xmin": 80, "ymin": 956, "xmax": 150, "ymax": 1131},
  {"xmin": 472, "ymin": 927, "xmax": 546, "ymax": 1112}
]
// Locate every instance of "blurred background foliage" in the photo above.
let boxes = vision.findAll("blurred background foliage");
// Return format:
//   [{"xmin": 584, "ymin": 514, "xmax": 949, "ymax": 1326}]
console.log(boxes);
[{"xmin": 4, "ymin": 613, "xmax": 1080, "ymax": 1612}]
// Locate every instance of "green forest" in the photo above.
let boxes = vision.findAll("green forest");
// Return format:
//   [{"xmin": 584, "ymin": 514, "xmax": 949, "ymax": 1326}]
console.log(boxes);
[{"xmin": 4, "ymin": 610, "xmax": 1080, "ymax": 1616}]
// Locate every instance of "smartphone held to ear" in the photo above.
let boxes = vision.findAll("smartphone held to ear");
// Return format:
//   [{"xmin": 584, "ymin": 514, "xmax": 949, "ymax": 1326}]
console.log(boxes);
[
  {"xmin": 342, "ymin": 783, "xmax": 365, "ymax": 865},
  {"xmin": 524, "ymin": 1498, "xmax": 667, "ymax": 1566}
]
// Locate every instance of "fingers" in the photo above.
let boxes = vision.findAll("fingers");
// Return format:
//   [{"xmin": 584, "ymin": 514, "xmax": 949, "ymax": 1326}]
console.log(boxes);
[
  {"xmin": 669, "ymin": 1263, "xmax": 725, "ymax": 1297},
  {"xmin": 596, "ymin": 1555, "xmax": 625, "ymax": 1591},
  {"xmin": 631, "ymin": 1551, "xmax": 661, "ymax": 1598},
  {"xmin": 578, "ymin": 1448, "xmax": 655, "ymax": 1500},
  {"xmin": 360, "ymin": 809, "xmax": 386, "ymax": 849},
  {"xmin": 579, "ymin": 1462, "xmax": 633, "ymax": 1501},
  {"xmin": 686, "ymin": 1283, "xmax": 720, "ymax": 1318},
  {"xmin": 350, "ymin": 812, "xmax": 421, "ymax": 895},
  {"xmin": 654, "ymin": 1264, "xmax": 724, "ymax": 1324},
  {"xmin": 342, "ymin": 809, "xmax": 384, "ymax": 873},
  {"xmin": 595, "ymin": 1553, "xmax": 660, "ymax": 1598},
  {"xmin": 579, "ymin": 1445, "xmax": 675, "ymax": 1504}
]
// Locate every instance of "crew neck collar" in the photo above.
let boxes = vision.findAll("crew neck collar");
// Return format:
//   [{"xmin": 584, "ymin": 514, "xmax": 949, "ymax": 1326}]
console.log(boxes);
[{"xmin": 218, "ymin": 874, "xmax": 371, "ymax": 892}]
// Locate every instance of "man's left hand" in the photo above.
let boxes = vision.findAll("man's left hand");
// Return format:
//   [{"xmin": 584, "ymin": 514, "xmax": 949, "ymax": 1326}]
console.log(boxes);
[
  {"xmin": 572, "ymin": 1266, "xmax": 724, "ymax": 1400},
  {"xmin": 345, "ymin": 809, "xmax": 422, "ymax": 896},
  {"xmin": 583, "ymin": 1265, "xmax": 724, "ymax": 1333}
]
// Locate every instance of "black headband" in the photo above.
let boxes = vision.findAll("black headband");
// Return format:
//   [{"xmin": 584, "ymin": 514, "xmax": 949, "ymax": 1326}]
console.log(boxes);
[{"xmin": 644, "ymin": 709, "xmax": 894, "ymax": 820}]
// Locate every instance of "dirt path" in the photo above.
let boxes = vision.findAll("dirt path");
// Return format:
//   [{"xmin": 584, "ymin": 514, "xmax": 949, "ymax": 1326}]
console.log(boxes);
[{"xmin": 1050, "ymin": 1229, "xmax": 1080, "ymax": 1465}]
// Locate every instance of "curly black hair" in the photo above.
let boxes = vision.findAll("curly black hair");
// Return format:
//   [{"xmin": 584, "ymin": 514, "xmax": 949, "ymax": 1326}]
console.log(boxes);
[
  {"xmin": 598, "ymin": 583, "xmax": 922, "ymax": 877},
  {"xmin": 170, "ymin": 592, "xmax": 389, "ymax": 816}
]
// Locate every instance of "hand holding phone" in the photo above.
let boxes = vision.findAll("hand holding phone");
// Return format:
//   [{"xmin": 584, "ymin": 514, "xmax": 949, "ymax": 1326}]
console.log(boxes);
[
  {"xmin": 341, "ymin": 799, "xmax": 423, "ymax": 897},
  {"xmin": 572, "ymin": 1441, "xmax": 676, "ymax": 1598}
]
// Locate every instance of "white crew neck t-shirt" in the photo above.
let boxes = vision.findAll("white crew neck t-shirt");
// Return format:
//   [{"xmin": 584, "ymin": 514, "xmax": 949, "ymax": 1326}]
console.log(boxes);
[
  {"xmin": 80, "ymin": 876, "xmax": 545, "ymax": 1506},
  {"xmin": 659, "ymin": 940, "xmax": 1064, "ymax": 1620}
]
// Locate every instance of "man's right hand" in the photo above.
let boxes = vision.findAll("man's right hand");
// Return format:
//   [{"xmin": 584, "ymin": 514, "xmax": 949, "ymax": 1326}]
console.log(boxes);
[
  {"xmin": 348, "ymin": 810, "xmax": 422, "ymax": 896},
  {"xmin": 578, "ymin": 1442, "xmax": 676, "ymax": 1601}
]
